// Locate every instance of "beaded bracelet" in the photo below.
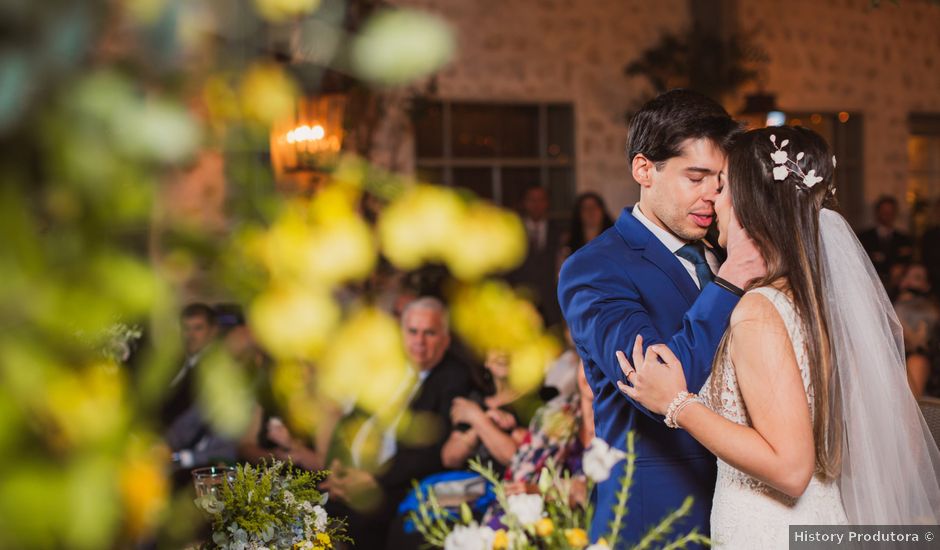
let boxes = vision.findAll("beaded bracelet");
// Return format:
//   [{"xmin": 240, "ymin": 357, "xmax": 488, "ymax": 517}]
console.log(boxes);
[
  {"xmin": 671, "ymin": 395, "xmax": 701, "ymax": 429},
  {"xmin": 664, "ymin": 391, "xmax": 699, "ymax": 429}
]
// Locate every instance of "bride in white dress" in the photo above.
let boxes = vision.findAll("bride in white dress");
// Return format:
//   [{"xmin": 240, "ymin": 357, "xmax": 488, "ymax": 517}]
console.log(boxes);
[{"xmin": 619, "ymin": 126, "xmax": 940, "ymax": 547}]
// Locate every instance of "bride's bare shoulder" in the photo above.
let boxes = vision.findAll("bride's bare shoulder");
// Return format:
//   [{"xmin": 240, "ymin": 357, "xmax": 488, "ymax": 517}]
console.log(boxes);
[{"xmin": 729, "ymin": 290, "xmax": 788, "ymax": 335}]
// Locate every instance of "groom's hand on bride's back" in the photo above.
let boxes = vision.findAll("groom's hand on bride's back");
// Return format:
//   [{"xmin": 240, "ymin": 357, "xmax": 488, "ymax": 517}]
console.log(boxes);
[{"xmin": 718, "ymin": 214, "xmax": 766, "ymax": 289}]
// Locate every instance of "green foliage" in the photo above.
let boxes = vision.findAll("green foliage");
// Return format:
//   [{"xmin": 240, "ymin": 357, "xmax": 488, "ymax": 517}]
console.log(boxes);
[
  {"xmin": 624, "ymin": 30, "xmax": 768, "ymax": 107},
  {"xmin": 202, "ymin": 460, "xmax": 350, "ymax": 549}
]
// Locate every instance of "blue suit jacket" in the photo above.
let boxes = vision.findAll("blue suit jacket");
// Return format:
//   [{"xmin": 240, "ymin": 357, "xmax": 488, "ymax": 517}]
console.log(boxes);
[{"xmin": 557, "ymin": 207, "xmax": 739, "ymax": 545}]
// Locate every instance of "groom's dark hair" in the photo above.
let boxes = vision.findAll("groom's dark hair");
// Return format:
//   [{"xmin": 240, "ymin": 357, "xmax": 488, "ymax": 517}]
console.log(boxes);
[{"xmin": 627, "ymin": 89, "xmax": 741, "ymax": 167}]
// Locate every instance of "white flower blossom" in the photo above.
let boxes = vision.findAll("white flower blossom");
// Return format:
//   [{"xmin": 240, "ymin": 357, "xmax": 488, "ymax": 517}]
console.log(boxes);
[
  {"xmin": 312, "ymin": 505, "xmax": 328, "ymax": 532},
  {"xmin": 770, "ymin": 150, "xmax": 788, "ymax": 165},
  {"xmin": 506, "ymin": 493, "xmax": 544, "ymax": 525},
  {"xmin": 583, "ymin": 437, "xmax": 627, "ymax": 483},
  {"xmin": 282, "ymin": 490, "xmax": 295, "ymax": 506},
  {"xmin": 443, "ymin": 523, "xmax": 495, "ymax": 550},
  {"xmin": 773, "ymin": 165, "xmax": 790, "ymax": 181},
  {"xmin": 803, "ymin": 169, "xmax": 823, "ymax": 188},
  {"xmin": 586, "ymin": 544, "xmax": 611, "ymax": 550}
]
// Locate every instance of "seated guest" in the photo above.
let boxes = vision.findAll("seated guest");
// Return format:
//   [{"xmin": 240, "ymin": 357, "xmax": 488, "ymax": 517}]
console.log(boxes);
[
  {"xmin": 226, "ymin": 324, "xmax": 326, "ymax": 468},
  {"xmin": 894, "ymin": 264, "xmax": 940, "ymax": 398},
  {"xmin": 162, "ymin": 303, "xmax": 237, "ymax": 478},
  {"xmin": 858, "ymin": 195, "xmax": 914, "ymax": 298},
  {"xmin": 441, "ymin": 351, "xmax": 538, "ymax": 475},
  {"xmin": 540, "ymin": 326, "xmax": 582, "ymax": 402},
  {"xmin": 503, "ymin": 361, "xmax": 593, "ymax": 498},
  {"xmin": 922, "ymin": 199, "xmax": 940, "ymax": 299},
  {"xmin": 397, "ymin": 355, "xmax": 594, "ymax": 540},
  {"xmin": 321, "ymin": 297, "xmax": 471, "ymax": 550},
  {"xmin": 162, "ymin": 303, "xmax": 218, "ymax": 425}
]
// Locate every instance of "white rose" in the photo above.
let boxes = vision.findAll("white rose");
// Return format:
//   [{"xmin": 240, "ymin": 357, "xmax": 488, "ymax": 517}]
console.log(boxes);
[
  {"xmin": 506, "ymin": 493, "xmax": 544, "ymax": 526},
  {"xmin": 444, "ymin": 523, "xmax": 495, "ymax": 550},
  {"xmin": 583, "ymin": 437, "xmax": 627, "ymax": 483},
  {"xmin": 312, "ymin": 504, "xmax": 328, "ymax": 532}
]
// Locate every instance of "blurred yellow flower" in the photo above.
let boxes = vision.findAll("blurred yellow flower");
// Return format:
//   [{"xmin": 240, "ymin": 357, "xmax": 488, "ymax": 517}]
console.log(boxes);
[
  {"xmin": 249, "ymin": 285, "xmax": 339, "ymax": 359},
  {"xmin": 307, "ymin": 184, "xmax": 361, "ymax": 223},
  {"xmin": 442, "ymin": 201, "xmax": 526, "ymax": 281},
  {"xmin": 509, "ymin": 334, "xmax": 561, "ymax": 396},
  {"xmin": 450, "ymin": 280, "xmax": 544, "ymax": 354},
  {"xmin": 202, "ymin": 74, "xmax": 241, "ymax": 123},
  {"xmin": 45, "ymin": 362, "xmax": 127, "ymax": 448},
  {"xmin": 492, "ymin": 529, "xmax": 509, "ymax": 549},
  {"xmin": 240, "ymin": 63, "xmax": 298, "ymax": 125},
  {"xmin": 535, "ymin": 517, "xmax": 554, "ymax": 537},
  {"xmin": 123, "ymin": 0, "xmax": 169, "ymax": 23},
  {"xmin": 253, "ymin": 0, "xmax": 321, "ymax": 22},
  {"xmin": 378, "ymin": 184, "xmax": 464, "ymax": 270},
  {"xmin": 316, "ymin": 531, "xmax": 331, "ymax": 546},
  {"xmin": 271, "ymin": 360, "xmax": 320, "ymax": 437},
  {"xmin": 320, "ymin": 307, "xmax": 410, "ymax": 416},
  {"xmin": 119, "ymin": 438, "xmax": 169, "ymax": 537},
  {"xmin": 565, "ymin": 528, "xmax": 589, "ymax": 548},
  {"xmin": 197, "ymin": 348, "xmax": 255, "ymax": 438},
  {"xmin": 260, "ymin": 196, "xmax": 376, "ymax": 287}
]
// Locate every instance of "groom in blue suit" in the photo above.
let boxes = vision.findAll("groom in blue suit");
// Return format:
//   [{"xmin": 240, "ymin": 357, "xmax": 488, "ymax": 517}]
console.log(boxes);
[{"xmin": 558, "ymin": 90, "xmax": 764, "ymax": 544}]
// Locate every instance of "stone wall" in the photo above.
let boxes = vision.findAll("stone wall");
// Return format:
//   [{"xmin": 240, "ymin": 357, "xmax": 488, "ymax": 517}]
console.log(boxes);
[
  {"xmin": 385, "ymin": 0, "xmax": 691, "ymax": 213},
  {"xmin": 379, "ymin": 0, "xmax": 940, "ymax": 226},
  {"xmin": 736, "ymin": 0, "xmax": 940, "ymax": 227}
]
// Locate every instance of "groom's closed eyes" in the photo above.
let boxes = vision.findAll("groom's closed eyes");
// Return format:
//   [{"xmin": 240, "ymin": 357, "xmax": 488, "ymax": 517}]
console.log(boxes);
[{"xmin": 684, "ymin": 167, "xmax": 718, "ymax": 184}]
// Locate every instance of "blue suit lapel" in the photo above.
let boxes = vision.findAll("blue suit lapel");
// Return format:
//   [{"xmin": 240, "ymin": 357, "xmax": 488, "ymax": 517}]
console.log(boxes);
[{"xmin": 615, "ymin": 207, "xmax": 700, "ymax": 306}]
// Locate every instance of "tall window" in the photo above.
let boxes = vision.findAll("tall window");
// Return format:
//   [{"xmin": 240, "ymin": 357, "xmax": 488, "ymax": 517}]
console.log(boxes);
[
  {"xmin": 784, "ymin": 112, "xmax": 864, "ymax": 228},
  {"xmin": 413, "ymin": 100, "xmax": 576, "ymax": 218},
  {"xmin": 909, "ymin": 114, "xmax": 940, "ymax": 236}
]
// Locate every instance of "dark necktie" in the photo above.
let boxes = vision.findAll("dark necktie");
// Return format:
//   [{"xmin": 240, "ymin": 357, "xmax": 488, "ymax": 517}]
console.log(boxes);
[{"xmin": 676, "ymin": 242, "xmax": 714, "ymax": 289}]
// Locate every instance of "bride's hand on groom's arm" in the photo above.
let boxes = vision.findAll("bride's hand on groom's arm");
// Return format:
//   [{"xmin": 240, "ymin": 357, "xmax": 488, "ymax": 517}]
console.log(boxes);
[
  {"xmin": 718, "ymin": 209, "xmax": 767, "ymax": 289},
  {"xmin": 614, "ymin": 335, "xmax": 688, "ymax": 415}
]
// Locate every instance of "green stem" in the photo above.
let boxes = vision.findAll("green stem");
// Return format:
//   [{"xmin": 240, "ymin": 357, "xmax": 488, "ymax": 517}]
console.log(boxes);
[
  {"xmin": 606, "ymin": 432, "xmax": 637, "ymax": 549},
  {"xmin": 660, "ymin": 529, "xmax": 712, "ymax": 550},
  {"xmin": 631, "ymin": 496, "xmax": 694, "ymax": 550}
]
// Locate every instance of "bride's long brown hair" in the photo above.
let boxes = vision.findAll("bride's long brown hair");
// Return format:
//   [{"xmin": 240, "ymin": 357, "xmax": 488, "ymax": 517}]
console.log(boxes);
[{"xmin": 708, "ymin": 126, "xmax": 842, "ymax": 479}]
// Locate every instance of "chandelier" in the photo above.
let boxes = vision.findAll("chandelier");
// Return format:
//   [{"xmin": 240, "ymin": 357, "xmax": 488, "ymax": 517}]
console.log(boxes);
[{"xmin": 270, "ymin": 93, "xmax": 347, "ymax": 188}]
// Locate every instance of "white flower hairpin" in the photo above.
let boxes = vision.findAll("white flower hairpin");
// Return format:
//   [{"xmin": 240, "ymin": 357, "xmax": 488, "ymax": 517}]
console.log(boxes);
[{"xmin": 769, "ymin": 135, "xmax": 836, "ymax": 190}]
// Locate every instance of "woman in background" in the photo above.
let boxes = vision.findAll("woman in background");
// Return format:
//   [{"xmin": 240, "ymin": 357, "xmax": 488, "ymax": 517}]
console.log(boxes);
[{"xmin": 560, "ymin": 192, "xmax": 614, "ymax": 261}]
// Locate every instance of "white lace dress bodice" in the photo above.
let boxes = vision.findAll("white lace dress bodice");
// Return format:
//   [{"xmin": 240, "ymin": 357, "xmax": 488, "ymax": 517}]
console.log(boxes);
[{"xmin": 699, "ymin": 287, "xmax": 847, "ymax": 548}]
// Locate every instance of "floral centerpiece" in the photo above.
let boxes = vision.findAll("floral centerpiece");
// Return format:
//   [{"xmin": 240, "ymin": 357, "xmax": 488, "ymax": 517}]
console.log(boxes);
[
  {"xmin": 196, "ymin": 460, "xmax": 350, "ymax": 550},
  {"xmin": 410, "ymin": 434, "xmax": 709, "ymax": 549}
]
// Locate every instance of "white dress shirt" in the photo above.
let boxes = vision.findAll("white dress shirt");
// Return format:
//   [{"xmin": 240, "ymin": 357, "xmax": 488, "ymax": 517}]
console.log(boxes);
[
  {"xmin": 524, "ymin": 218, "xmax": 548, "ymax": 251},
  {"xmin": 632, "ymin": 205, "xmax": 719, "ymax": 289}
]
